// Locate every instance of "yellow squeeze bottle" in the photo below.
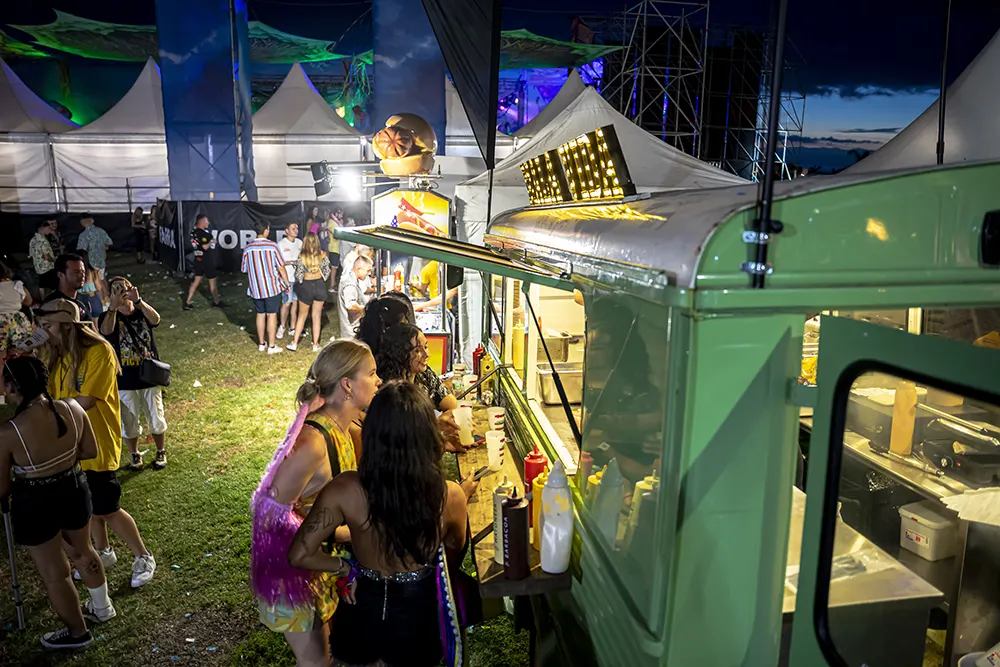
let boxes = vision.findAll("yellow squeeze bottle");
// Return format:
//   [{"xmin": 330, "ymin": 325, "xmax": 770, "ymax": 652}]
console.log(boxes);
[{"xmin": 890, "ymin": 380, "xmax": 918, "ymax": 456}]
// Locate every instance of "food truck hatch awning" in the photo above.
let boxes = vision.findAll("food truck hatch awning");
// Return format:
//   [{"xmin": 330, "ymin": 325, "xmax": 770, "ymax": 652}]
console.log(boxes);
[{"xmin": 334, "ymin": 226, "xmax": 574, "ymax": 291}]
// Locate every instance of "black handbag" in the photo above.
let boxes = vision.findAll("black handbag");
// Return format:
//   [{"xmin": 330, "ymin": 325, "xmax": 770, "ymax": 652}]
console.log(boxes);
[
  {"xmin": 139, "ymin": 357, "xmax": 171, "ymax": 387},
  {"xmin": 121, "ymin": 313, "xmax": 171, "ymax": 387}
]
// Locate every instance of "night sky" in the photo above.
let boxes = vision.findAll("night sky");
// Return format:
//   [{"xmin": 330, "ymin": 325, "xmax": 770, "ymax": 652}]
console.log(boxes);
[{"xmin": 3, "ymin": 0, "xmax": 999, "ymax": 171}]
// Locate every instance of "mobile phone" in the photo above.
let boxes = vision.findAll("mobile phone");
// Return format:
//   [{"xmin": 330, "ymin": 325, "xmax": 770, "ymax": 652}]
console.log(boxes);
[{"xmin": 472, "ymin": 465, "xmax": 490, "ymax": 482}]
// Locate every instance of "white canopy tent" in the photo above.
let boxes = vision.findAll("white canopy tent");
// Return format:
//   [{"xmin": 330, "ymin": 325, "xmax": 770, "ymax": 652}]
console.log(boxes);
[
  {"xmin": 512, "ymin": 69, "xmax": 586, "ymax": 138},
  {"xmin": 444, "ymin": 76, "xmax": 516, "ymax": 161},
  {"xmin": 0, "ymin": 57, "xmax": 77, "ymax": 211},
  {"xmin": 51, "ymin": 57, "xmax": 169, "ymax": 212},
  {"xmin": 849, "ymin": 28, "xmax": 1000, "ymax": 173},
  {"xmin": 253, "ymin": 62, "xmax": 367, "ymax": 203},
  {"xmin": 454, "ymin": 85, "xmax": 747, "ymax": 361}
]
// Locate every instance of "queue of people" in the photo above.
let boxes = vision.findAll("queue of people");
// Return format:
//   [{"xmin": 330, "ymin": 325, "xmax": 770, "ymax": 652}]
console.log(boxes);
[{"xmin": 250, "ymin": 287, "xmax": 477, "ymax": 667}]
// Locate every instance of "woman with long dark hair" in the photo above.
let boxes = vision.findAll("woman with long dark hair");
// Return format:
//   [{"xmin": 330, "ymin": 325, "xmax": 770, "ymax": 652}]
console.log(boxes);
[
  {"xmin": 251, "ymin": 339, "xmax": 380, "ymax": 666},
  {"xmin": 354, "ymin": 294, "xmax": 414, "ymax": 358},
  {"xmin": 0, "ymin": 356, "xmax": 116, "ymax": 649},
  {"xmin": 376, "ymin": 322, "xmax": 458, "ymax": 413},
  {"xmin": 289, "ymin": 381, "xmax": 470, "ymax": 667}
]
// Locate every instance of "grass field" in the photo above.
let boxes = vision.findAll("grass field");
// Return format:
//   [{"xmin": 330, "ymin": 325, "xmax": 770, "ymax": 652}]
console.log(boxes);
[{"xmin": 0, "ymin": 254, "xmax": 528, "ymax": 666}]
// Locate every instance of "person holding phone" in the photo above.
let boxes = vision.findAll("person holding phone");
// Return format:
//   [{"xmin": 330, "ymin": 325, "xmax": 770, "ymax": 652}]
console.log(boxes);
[{"xmin": 100, "ymin": 278, "xmax": 167, "ymax": 470}]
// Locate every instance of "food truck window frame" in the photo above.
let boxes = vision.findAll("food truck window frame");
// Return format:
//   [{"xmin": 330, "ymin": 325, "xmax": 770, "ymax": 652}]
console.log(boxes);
[
  {"xmin": 332, "ymin": 226, "xmax": 574, "ymax": 292},
  {"xmin": 788, "ymin": 315, "xmax": 1000, "ymax": 667}
]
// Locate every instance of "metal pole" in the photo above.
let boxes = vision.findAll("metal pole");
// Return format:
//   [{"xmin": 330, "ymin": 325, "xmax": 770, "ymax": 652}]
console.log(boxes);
[
  {"xmin": 2, "ymin": 499, "xmax": 25, "ymax": 630},
  {"xmin": 749, "ymin": 0, "xmax": 789, "ymax": 289},
  {"xmin": 936, "ymin": 0, "xmax": 953, "ymax": 166}
]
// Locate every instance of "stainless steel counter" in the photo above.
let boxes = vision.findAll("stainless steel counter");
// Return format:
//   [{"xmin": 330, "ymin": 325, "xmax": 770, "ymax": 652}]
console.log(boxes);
[
  {"xmin": 783, "ymin": 487, "xmax": 942, "ymax": 614},
  {"xmin": 800, "ymin": 418, "xmax": 970, "ymax": 500}
]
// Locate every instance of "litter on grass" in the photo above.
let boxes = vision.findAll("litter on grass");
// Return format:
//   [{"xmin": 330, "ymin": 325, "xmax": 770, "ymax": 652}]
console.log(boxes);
[{"xmin": 193, "ymin": 380, "xmax": 202, "ymax": 387}]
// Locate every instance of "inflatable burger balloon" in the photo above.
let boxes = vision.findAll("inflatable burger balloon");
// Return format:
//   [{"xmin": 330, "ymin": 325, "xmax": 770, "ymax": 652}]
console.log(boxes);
[{"xmin": 372, "ymin": 113, "xmax": 438, "ymax": 176}]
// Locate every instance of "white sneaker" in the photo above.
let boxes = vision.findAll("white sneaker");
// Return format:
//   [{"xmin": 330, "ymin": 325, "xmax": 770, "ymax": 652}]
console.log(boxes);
[
  {"xmin": 73, "ymin": 548, "xmax": 116, "ymax": 581},
  {"xmin": 288, "ymin": 329, "xmax": 295, "ymax": 338},
  {"xmin": 276, "ymin": 325, "xmax": 285, "ymax": 340},
  {"xmin": 286, "ymin": 343, "xmax": 297, "ymax": 351},
  {"xmin": 267, "ymin": 345, "xmax": 283, "ymax": 355},
  {"xmin": 131, "ymin": 553, "xmax": 156, "ymax": 588},
  {"xmin": 312, "ymin": 344, "xmax": 321, "ymax": 352},
  {"xmin": 258, "ymin": 344, "xmax": 266, "ymax": 352},
  {"xmin": 82, "ymin": 598, "xmax": 117, "ymax": 623}
]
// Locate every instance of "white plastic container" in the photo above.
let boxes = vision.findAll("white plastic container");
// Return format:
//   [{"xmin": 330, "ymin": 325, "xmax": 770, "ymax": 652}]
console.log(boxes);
[
  {"xmin": 898, "ymin": 500, "xmax": 958, "ymax": 562},
  {"xmin": 541, "ymin": 461, "xmax": 573, "ymax": 574}
]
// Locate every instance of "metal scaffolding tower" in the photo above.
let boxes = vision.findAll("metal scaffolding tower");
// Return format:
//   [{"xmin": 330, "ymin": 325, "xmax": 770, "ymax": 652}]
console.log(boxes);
[
  {"xmin": 701, "ymin": 28, "xmax": 805, "ymax": 181},
  {"xmin": 600, "ymin": 0, "xmax": 710, "ymax": 157}
]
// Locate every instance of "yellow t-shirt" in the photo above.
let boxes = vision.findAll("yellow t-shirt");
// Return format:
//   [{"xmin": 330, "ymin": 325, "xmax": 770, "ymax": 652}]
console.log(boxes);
[
  {"xmin": 48, "ymin": 342, "xmax": 122, "ymax": 472},
  {"xmin": 420, "ymin": 261, "xmax": 441, "ymax": 300}
]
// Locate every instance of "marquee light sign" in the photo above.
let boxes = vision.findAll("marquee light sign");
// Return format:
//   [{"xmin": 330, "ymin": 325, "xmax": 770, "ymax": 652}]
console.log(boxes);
[{"xmin": 519, "ymin": 125, "xmax": 636, "ymax": 206}]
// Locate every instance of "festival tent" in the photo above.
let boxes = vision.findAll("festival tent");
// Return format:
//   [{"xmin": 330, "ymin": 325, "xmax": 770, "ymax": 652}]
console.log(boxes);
[
  {"xmin": 0, "ymin": 57, "xmax": 77, "ymax": 211},
  {"xmin": 252, "ymin": 62, "xmax": 367, "ymax": 202},
  {"xmin": 50, "ymin": 57, "xmax": 169, "ymax": 212},
  {"xmin": 453, "ymin": 85, "xmax": 747, "ymax": 361},
  {"xmin": 444, "ymin": 76, "xmax": 516, "ymax": 160},
  {"xmin": 512, "ymin": 69, "xmax": 585, "ymax": 138},
  {"xmin": 849, "ymin": 28, "xmax": 1000, "ymax": 173}
]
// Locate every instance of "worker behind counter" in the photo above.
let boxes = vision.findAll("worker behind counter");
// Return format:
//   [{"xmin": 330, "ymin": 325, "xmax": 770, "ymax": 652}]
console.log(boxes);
[
  {"xmin": 581, "ymin": 297, "xmax": 662, "ymax": 485},
  {"xmin": 410, "ymin": 261, "xmax": 459, "ymax": 313}
]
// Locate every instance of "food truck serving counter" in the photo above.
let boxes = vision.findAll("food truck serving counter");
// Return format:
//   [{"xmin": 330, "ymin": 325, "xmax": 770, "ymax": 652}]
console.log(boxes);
[{"xmin": 336, "ymin": 158, "xmax": 1000, "ymax": 667}]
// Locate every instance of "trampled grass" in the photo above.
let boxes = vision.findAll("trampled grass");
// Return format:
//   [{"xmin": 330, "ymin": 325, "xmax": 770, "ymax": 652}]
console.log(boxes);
[{"xmin": 0, "ymin": 254, "xmax": 527, "ymax": 666}]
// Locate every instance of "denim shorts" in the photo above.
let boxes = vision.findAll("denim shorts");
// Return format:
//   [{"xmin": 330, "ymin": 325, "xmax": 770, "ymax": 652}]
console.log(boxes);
[{"xmin": 281, "ymin": 283, "xmax": 298, "ymax": 304}]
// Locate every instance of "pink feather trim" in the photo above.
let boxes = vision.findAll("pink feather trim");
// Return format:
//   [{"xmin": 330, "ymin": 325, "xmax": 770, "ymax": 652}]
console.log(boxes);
[{"xmin": 249, "ymin": 403, "xmax": 317, "ymax": 608}]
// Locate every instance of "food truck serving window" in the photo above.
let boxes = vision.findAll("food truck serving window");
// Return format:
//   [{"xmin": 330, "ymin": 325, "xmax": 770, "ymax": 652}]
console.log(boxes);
[{"xmin": 332, "ymin": 225, "xmax": 573, "ymax": 291}]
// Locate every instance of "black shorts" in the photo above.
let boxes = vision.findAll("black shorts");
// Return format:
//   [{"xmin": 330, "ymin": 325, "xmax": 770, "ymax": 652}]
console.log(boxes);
[
  {"xmin": 296, "ymin": 278, "xmax": 327, "ymax": 306},
  {"xmin": 133, "ymin": 228, "xmax": 147, "ymax": 252},
  {"xmin": 11, "ymin": 465, "xmax": 92, "ymax": 547},
  {"xmin": 193, "ymin": 257, "xmax": 218, "ymax": 279},
  {"xmin": 252, "ymin": 294, "xmax": 282, "ymax": 314},
  {"xmin": 85, "ymin": 470, "xmax": 122, "ymax": 516},
  {"xmin": 328, "ymin": 251, "xmax": 340, "ymax": 266},
  {"xmin": 330, "ymin": 572, "xmax": 442, "ymax": 667}
]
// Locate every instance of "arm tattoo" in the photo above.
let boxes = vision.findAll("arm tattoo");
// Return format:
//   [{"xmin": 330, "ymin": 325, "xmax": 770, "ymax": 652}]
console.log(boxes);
[{"xmin": 304, "ymin": 507, "xmax": 335, "ymax": 534}]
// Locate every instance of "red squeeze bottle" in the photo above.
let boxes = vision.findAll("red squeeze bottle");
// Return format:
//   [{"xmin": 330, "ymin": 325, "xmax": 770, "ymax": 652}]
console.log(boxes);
[{"xmin": 524, "ymin": 445, "xmax": 548, "ymax": 527}]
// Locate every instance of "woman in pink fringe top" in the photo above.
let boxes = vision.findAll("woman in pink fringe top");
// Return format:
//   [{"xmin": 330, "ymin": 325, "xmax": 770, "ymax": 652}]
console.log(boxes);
[{"xmin": 250, "ymin": 339, "xmax": 380, "ymax": 666}]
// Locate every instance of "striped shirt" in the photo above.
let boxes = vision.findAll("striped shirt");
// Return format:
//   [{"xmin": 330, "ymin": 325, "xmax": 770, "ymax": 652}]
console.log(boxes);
[{"xmin": 241, "ymin": 238, "xmax": 287, "ymax": 299}]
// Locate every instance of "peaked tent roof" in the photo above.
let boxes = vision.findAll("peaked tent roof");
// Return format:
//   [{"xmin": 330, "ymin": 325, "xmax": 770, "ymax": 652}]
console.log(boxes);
[
  {"xmin": 513, "ymin": 70, "xmax": 586, "ymax": 138},
  {"xmin": 850, "ymin": 28, "xmax": 1000, "ymax": 173},
  {"xmin": 253, "ymin": 62, "xmax": 359, "ymax": 136},
  {"xmin": 0, "ymin": 57, "xmax": 78, "ymax": 133},
  {"xmin": 464, "ymin": 87, "xmax": 746, "ymax": 190},
  {"xmin": 445, "ymin": 76, "xmax": 475, "ymax": 139},
  {"xmin": 72, "ymin": 57, "xmax": 163, "ymax": 135}
]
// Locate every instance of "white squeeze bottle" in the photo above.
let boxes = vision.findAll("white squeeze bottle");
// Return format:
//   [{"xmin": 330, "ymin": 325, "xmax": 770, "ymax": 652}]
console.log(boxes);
[{"xmin": 541, "ymin": 461, "xmax": 574, "ymax": 574}]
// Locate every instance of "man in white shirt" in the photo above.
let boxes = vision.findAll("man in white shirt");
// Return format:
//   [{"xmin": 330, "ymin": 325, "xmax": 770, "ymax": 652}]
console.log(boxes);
[
  {"xmin": 338, "ymin": 255, "xmax": 373, "ymax": 338},
  {"xmin": 276, "ymin": 222, "xmax": 303, "ymax": 340}
]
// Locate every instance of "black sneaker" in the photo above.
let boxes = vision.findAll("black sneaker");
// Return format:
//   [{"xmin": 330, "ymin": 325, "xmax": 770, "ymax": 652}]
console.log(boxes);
[
  {"xmin": 212, "ymin": 300, "xmax": 226, "ymax": 308},
  {"xmin": 128, "ymin": 452, "xmax": 142, "ymax": 470},
  {"xmin": 40, "ymin": 627, "xmax": 93, "ymax": 650},
  {"xmin": 182, "ymin": 302, "xmax": 193, "ymax": 311},
  {"xmin": 151, "ymin": 450, "xmax": 167, "ymax": 470}
]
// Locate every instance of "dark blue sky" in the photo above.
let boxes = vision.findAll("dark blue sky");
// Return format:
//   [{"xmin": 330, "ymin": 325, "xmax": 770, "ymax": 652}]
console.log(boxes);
[{"xmin": 4, "ymin": 0, "xmax": 1000, "ymax": 169}]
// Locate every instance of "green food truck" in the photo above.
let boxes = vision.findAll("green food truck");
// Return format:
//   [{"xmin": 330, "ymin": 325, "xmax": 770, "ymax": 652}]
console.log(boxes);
[{"xmin": 335, "ymin": 151, "xmax": 1000, "ymax": 667}]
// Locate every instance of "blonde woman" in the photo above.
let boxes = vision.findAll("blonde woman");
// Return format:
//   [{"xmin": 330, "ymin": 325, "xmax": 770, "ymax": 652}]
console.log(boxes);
[
  {"xmin": 287, "ymin": 232, "xmax": 331, "ymax": 352},
  {"xmin": 250, "ymin": 339, "xmax": 381, "ymax": 667},
  {"xmin": 36, "ymin": 299, "xmax": 157, "ymax": 590}
]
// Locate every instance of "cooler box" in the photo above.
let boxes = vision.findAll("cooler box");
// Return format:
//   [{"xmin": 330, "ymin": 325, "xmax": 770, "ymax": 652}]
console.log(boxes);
[{"xmin": 898, "ymin": 500, "xmax": 958, "ymax": 561}]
